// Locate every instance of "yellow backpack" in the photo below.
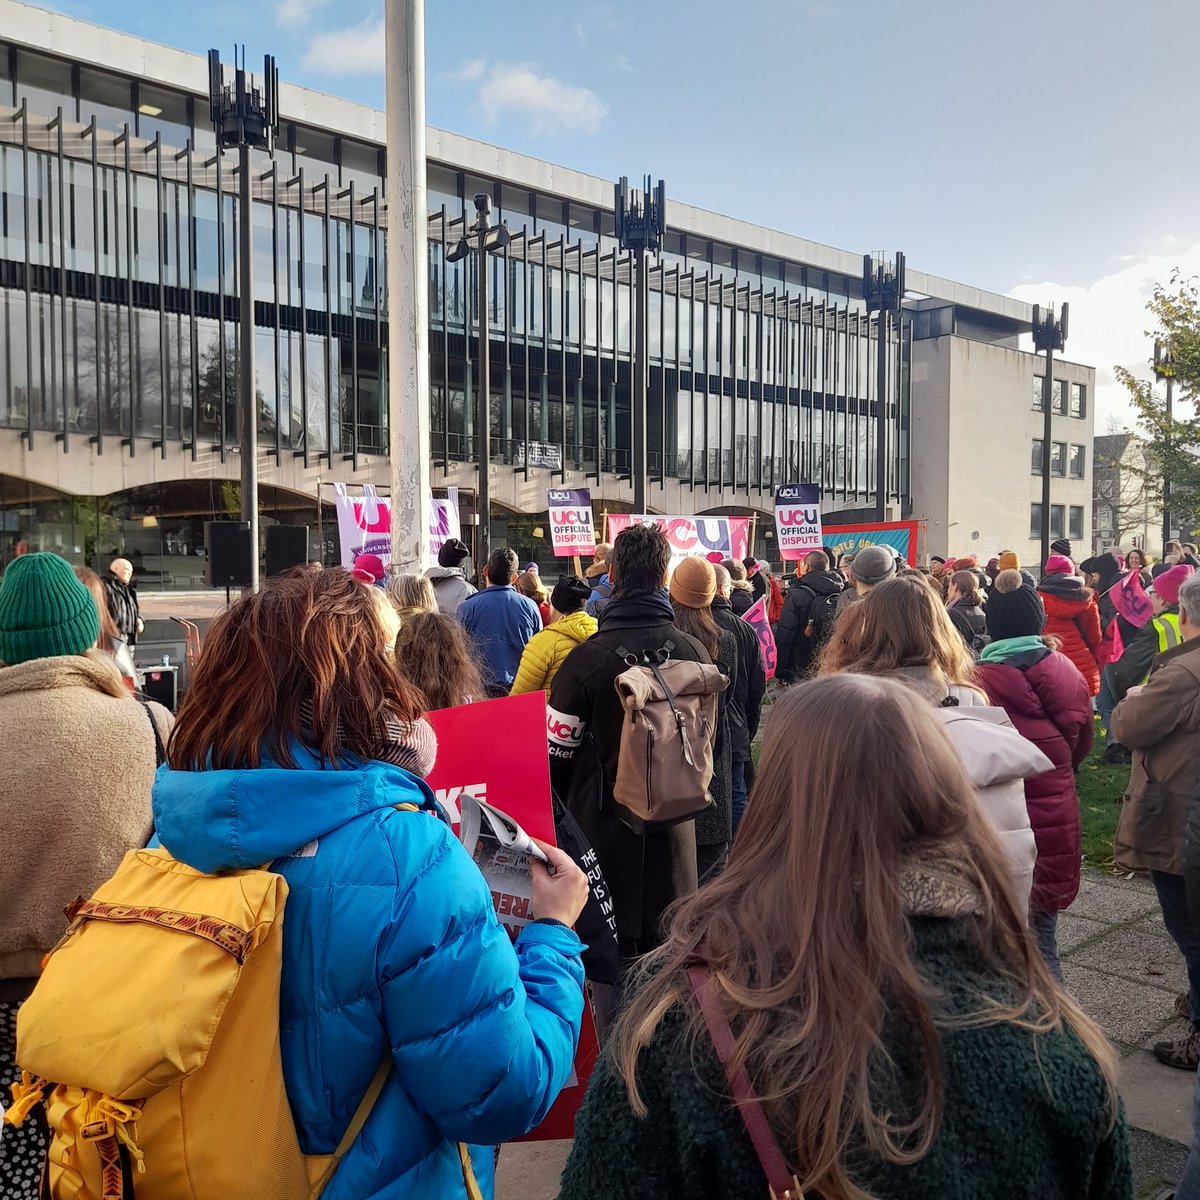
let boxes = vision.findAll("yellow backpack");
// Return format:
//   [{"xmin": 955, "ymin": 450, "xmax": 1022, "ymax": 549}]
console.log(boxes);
[{"xmin": 2, "ymin": 846, "xmax": 392, "ymax": 1200}]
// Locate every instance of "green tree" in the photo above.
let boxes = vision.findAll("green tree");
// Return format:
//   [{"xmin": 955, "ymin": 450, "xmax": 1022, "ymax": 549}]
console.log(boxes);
[{"xmin": 1115, "ymin": 272, "xmax": 1200, "ymax": 535}]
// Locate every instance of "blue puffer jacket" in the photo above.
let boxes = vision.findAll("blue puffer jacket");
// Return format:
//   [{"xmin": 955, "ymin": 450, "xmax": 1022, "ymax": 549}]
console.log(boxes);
[{"xmin": 152, "ymin": 748, "xmax": 585, "ymax": 1200}]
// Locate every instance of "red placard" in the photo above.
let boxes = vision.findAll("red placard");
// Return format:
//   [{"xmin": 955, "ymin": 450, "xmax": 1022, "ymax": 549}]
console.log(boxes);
[{"xmin": 425, "ymin": 692, "xmax": 597, "ymax": 1142}]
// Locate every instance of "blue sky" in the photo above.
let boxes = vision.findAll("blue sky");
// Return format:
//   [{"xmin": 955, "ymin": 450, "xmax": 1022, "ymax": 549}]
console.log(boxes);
[{"xmin": 30, "ymin": 0, "xmax": 1200, "ymax": 425}]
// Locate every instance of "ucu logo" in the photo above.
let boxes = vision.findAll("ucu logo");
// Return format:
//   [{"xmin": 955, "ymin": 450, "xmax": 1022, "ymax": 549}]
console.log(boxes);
[
  {"xmin": 547, "ymin": 706, "xmax": 585, "ymax": 747},
  {"xmin": 778, "ymin": 507, "xmax": 819, "ymax": 525},
  {"xmin": 548, "ymin": 489, "xmax": 577, "ymax": 504}
]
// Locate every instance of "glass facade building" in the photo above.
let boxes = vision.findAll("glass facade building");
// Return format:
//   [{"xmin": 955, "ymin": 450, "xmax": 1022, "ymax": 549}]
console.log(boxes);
[{"xmin": 2, "ymin": 7, "xmax": 1068, "ymax": 580}]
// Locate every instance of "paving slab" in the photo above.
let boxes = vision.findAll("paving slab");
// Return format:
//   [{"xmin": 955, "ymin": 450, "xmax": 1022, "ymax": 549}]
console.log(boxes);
[
  {"xmin": 1070, "ymin": 925, "xmax": 1187, "ymax": 995},
  {"xmin": 1073, "ymin": 874, "xmax": 1162, "ymax": 925},
  {"xmin": 1063, "ymin": 961, "xmax": 1185, "ymax": 1047},
  {"xmin": 496, "ymin": 1140, "xmax": 571, "ymax": 1200},
  {"xmin": 1058, "ymin": 911, "xmax": 1109, "ymax": 954},
  {"xmin": 1121, "ymin": 1050, "xmax": 1196, "ymax": 1147}
]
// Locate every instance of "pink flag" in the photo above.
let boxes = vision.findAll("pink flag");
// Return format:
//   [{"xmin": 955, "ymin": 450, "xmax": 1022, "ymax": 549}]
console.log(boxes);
[
  {"xmin": 1097, "ymin": 619, "xmax": 1124, "ymax": 667},
  {"xmin": 742, "ymin": 596, "xmax": 777, "ymax": 680},
  {"xmin": 1111, "ymin": 570, "xmax": 1153, "ymax": 630}
]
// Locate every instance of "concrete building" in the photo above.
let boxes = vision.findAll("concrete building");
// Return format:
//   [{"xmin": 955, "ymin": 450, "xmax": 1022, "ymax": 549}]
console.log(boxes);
[
  {"xmin": 1091, "ymin": 433, "xmax": 1163, "ymax": 556},
  {"xmin": 0, "ymin": 0, "xmax": 1094, "ymax": 584}
]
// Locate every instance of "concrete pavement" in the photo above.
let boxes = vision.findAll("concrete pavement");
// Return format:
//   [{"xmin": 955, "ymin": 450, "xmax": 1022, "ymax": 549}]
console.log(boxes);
[{"xmin": 497, "ymin": 866, "xmax": 1196, "ymax": 1199}]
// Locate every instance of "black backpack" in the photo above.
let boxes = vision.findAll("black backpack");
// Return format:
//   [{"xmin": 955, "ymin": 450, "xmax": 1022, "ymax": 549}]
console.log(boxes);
[{"xmin": 803, "ymin": 587, "xmax": 842, "ymax": 649}]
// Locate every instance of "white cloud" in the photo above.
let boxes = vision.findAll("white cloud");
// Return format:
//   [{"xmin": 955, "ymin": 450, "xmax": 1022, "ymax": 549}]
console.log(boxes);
[
  {"xmin": 1009, "ymin": 240, "xmax": 1200, "ymax": 434},
  {"xmin": 276, "ymin": 0, "xmax": 329, "ymax": 27},
  {"xmin": 478, "ymin": 64, "xmax": 607, "ymax": 136},
  {"xmin": 447, "ymin": 57, "xmax": 487, "ymax": 82},
  {"xmin": 301, "ymin": 18, "xmax": 385, "ymax": 75}
]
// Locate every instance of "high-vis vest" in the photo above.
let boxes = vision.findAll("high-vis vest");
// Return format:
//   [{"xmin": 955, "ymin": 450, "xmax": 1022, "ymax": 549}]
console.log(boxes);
[{"xmin": 1155, "ymin": 612, "xmax": 1182, "ymax": 654}]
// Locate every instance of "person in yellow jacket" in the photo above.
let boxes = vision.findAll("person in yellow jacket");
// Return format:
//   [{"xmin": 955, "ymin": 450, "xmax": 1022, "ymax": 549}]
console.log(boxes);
[{"xmin": 511, "ymin": 575, "xmax": 597, "ymax": 696}]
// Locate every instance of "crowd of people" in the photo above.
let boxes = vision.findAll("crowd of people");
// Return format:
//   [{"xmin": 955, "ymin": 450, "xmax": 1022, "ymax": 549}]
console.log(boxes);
[{"xmin": 6, "ymin": 523, "xmax": 1200, "ymax": 1197}]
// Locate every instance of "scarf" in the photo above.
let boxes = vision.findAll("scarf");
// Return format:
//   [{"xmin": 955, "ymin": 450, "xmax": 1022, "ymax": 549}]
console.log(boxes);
[
  {"xmin": 298, "ymin": 697, "xmax": 438, "ymax": 779},
  {"xmin": 978, "ymin": 635, "xmax": 1049, "ymax": 664},
  {"xmin": 901, "ymin": 842, "xmax": 984, "ymax": 918}
]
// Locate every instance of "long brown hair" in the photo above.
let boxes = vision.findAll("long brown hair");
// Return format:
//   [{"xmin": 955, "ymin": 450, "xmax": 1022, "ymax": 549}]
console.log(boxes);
[
  {"xmin": 614, "ymin": 675, "xmax": 1117, "ymax": 1198},
  {"xmin": 74, "ymin": 565, "xmax": 119, "ymax": 653},
  {"xmin": 820, "ymin": 575, "xmax": 982, "ymax": 696},
  {"xmin": 670, "ymin": 601, "xmax": 720, "ymax": 659},
  {"xmin": 394, "ymin": 610, "xmax": 486, "ymax": 709},
  {"xmin": 168, "ymin": 567, "xmax": 424, "ymax": 770}
]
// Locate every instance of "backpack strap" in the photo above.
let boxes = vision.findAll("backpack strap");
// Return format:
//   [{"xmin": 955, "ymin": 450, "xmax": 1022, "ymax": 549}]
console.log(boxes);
[
  {"xmin": 688, "ymin": 965, "xmax": 803, "ymax": 1199},
  {"xmin": 308, "ymin": 1057, "xmax": 393, "ymax": 1198},
  {"xmin": 137, "ymin": 697, "xmax": 166, "ymax": 767}
]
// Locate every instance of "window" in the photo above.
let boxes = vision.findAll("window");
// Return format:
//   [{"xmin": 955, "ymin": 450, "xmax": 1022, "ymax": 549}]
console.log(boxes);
[
  {"xmin": 1051, "ymin": 505, "xmax": 1065, "ymax": 539},
  {"xmin": 15, "ymin": 49, "xmax": 73, "ymax": 120},
  {"xmin": 136, "ymin": 84, "xmax": 190, "ymax": 150},
  {"xmin": 1069, "ymin": 506, "xmax": 1084, "ymax": 541},
  {"xmin": 1032, "ymin": 374, "xmax": 1045, "ymax": 411},
  {"xmin": 79, "ymin": 67, "xmax": 134, "ymax": 134},
  {"xmin": 1030, "ymin": 503, "xmax": 1042, "ymax": 538},
  {"xmin": 0, "ymin": 44, "xmax": 13, "ymax": 106},
  {"xmin": 1053, "ymin": 380, "xmax": 1068, "ymax": 415},
  {"xmin": 1050, "ymin": 441, "xmax": 1066, "ymax": 477},
  {"xmin": 1031, "ymin": 438, "xmax": 1045, "ymax": 474},
  {"xmin": 1070, "ymin": 382, "xmax": 1086, "ymax": 418},
  {"xmin": 1069, "ymin": 444, "xmax": 1085, "ymax": 479}
]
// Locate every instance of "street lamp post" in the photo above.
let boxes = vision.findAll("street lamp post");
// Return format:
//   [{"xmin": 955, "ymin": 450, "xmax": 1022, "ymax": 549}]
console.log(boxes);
[
  {"xmin": 1032, "ymin": 303, "xmax": 1069, "ymax": 569},
  {"xmin": 447, "ymin": 195, "xmax": 509, "ymax": 568},
  {"xmin": 615, "ymin": 177, "xmax": 667, "ymax": 513},
  {"xmin": 208, "ymin": 49, "xmax": 278, "ymax": 593},
  {"xmin": 863, "ymin": 252, "xmax": 906, "ymax": 522},
  {"xmin": 1154, "ymin": 339, "xmax": 1174, "ymax": 550}
]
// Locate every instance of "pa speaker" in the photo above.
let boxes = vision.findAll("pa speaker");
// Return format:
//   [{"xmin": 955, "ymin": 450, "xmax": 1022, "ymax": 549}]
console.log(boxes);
[
  {"xmin": 204, "ymin": 521, "xmax": 252, "ymax": 588},
  {"xmin": 266, "ymin": 525, "xmax": 310, "ymax": 578}
]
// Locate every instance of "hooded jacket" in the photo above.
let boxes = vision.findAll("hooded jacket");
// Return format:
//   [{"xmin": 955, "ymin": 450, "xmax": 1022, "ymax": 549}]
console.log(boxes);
[
  {"xmin": 0, "ymin": 652, "xmax": 171, "ymax": 981},
  {"xmin": 1037, "ymin": 574, "xmax": 1102, "ymax": 694},
  {"xmin": 152, "ymin": 750, "xmax": 584, "ymax": 1200},
  {"xmin": 425, "ymin": 565, "xmax": 476, "ymax": 616},
  {"xmin": 977, "ymin": 639, "xmax": 1094, "ymax": 911},
  {"xmin": 511, "ymin": 609, "xmax": 599, "ymax": 696},
  {"xmin": 729, "ymin": 581, "xmax": 755, "ymax": 616},
  {"xmin": 878, "ymin": 667, "xmax": 1045, "ymax": 913},
  {"xmin": 1113, "ymin": 637, "xmax": 1200, "ymax": 876},
  {"xmin": 774, "ymin": 569, "xmax": 844, "ymax": 682},
  {"xmin": 546, "ymin": 590, "xmax": 710, "ymax": 948}
]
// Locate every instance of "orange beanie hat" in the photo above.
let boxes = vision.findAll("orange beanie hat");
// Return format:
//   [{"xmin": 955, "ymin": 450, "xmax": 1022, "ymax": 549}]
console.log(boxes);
[{"xmin": 669, "ymin": 556, "xmax": 717, "ymax": 609}]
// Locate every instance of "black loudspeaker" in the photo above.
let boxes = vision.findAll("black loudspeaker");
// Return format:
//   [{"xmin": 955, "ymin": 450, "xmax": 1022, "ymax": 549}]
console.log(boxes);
[
  {"xmin": 266, "ymin": 525, "xmax": 310, "ymax": 578},
  {"xmin": 205, "ymin": 521, "xmax": 252, "ymax": 588}
]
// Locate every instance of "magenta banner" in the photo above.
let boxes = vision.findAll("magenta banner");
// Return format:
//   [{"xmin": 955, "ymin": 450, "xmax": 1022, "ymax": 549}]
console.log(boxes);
[{"xmin": 742, "ymin": 596, "xmax": 777, "ymax": 680}]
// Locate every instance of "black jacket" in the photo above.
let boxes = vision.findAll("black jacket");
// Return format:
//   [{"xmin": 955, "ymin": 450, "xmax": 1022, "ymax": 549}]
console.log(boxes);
[
  {"xmin": 729, "ymin": 584, "xmax": 755, "ymax": 616},
  {"xmin": 713, "ymin": 597, "xmax": 766, "ymax": 760},
  {"xmin": 1112, "ymin": 606, "xmax": 1180, "ymax": 696},
  {"xmin": 696, "ymin": 628, "xmax": 738, "ymax": 850},
  {"xmin": 749, "ymin": 571, "xmax": 768, "ymax": 604},
  {"xmin": 546, "ymin": 591, "xmax": 710, "ymax": 948},
  {"xmin": 775, "ymin": 569, "xmax": 843, "ymax": 682},
  {"xmin": 103, "ymin": 574, "xmax": 140, "ymax": 645},
  {"xmin": 948, "ymin": 603, "xmax": 987, "ymax": 649}
]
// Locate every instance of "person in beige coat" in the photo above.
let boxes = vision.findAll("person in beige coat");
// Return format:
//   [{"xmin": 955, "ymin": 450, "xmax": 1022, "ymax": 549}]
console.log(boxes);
[
  {"xmin": 0, "ymin": 553, "xmax": 172, "ymax": 1198},
  {"xmin": 1112, "ymin": 569, "xmax": 1200, "ymax": 1071}
]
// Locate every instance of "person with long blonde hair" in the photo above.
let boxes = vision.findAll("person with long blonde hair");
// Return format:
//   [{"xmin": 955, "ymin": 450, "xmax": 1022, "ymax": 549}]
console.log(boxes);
[
  {"xmin": 820, "ymin": 575, "xmax": 1049, "ymax": 915},
  {"xmin": 559, "ymin": 674, "xmax": 1129, "ymax": 1200},
  {"xmin": 384, "ymin": 571, "xmax": 437, "ymax": 627}
]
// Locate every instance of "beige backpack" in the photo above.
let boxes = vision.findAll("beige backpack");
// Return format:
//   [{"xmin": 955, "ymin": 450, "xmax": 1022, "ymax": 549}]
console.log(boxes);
[{"xmin": 610, "ymin": 642, "xmax": 728, "ymax": 833}]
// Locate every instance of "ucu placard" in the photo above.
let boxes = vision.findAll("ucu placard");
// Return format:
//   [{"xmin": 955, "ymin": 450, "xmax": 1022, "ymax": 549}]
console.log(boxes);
[
  {"xmin": 547, "ymin": 487, "xmax": 595, "ymax": 557},
  {"xmin": 774, "ymin": 484, "xmax": 822, "ymax": 560}
]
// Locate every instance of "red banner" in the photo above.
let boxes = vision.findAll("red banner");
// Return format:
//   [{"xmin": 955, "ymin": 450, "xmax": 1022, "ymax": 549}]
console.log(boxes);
[
  {"xmin": 1111, "ymin": 570, "xmax": 1153, "ymax": 630},
  {"xmin": 425, "ymin": 692, "xmax": 597, "ymax": 1142},
  {"xmin": 742, "ymin": 596, "xmax": 777, "ymax": 679}
]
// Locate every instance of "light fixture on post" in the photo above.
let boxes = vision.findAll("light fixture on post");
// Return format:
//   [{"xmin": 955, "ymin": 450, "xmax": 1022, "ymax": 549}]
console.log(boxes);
[
  {"xmin": 615, "ymin": 176, "xmax": 667, "ymax": 513},
  {"xmin": 448, "ymin": 194, "xmax": 511, "ymax": 567},
  {"xmin": 208, "ymin": 46, "xmax": 279, "ymax": 594},
  {"xmin": 1032, "ymin": 302, "xmax": 1069, "ymax": 569},
  {"xmin": 863, "ymin": 251, "xmax": 906, "ymax": 523}
]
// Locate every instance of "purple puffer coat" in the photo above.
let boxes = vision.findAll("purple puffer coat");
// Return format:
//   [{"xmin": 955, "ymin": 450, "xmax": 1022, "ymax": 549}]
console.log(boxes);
[{"xmin": 977, "ymin": 643, "xmax": 1094, "ymax": 912}]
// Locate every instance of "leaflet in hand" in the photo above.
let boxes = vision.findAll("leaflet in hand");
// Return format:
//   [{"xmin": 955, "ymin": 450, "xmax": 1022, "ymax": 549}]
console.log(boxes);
[{"xmin": 458, "ymin": 794, "xmax": 548, "ymax": 940}]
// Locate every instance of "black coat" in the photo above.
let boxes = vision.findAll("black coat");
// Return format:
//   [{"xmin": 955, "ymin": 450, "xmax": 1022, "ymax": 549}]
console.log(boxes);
[
  {"xmin": 103, "ymin": 574, "xmax": 140, "ymax": 645},
  {"xmin": 713, "ymin": 597, "xmax": 766, "ymax": 759},
  {"xmin": 775, "ymin": 569, "xmax": 844, "ymax": 682},
  {"xmin": 695, "ymin": 628, "xmax": 737, "ymax": 850},
  {"xmin": 547, "ymin": 592, "xmax": 710, "ymax": 948},
  {"xmin": 729, "ymin": 584, "xmax": 755, "ymax": 616}
]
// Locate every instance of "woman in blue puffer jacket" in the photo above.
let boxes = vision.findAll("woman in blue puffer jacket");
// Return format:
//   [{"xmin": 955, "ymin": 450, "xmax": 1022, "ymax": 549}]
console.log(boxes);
[{"xmin": 152, "ymin": 567, "xmax": 588, "ymax": 1200}]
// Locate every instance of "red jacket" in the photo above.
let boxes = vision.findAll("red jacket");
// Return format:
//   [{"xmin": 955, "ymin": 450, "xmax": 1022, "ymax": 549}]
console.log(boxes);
[
  {"xmin": 1037, "ymin": 577, "xmax": 1102, "ymax": 695},
  {"xmin": 978, "ymin": 644, "xmax": 1094, "ymax": 912}
]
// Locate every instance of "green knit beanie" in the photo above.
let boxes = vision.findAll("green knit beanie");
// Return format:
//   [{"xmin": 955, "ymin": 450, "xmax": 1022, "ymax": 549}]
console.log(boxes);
[{"xmin": 0, "ymin": 553, "xmax": 101, "ymax": 666}]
